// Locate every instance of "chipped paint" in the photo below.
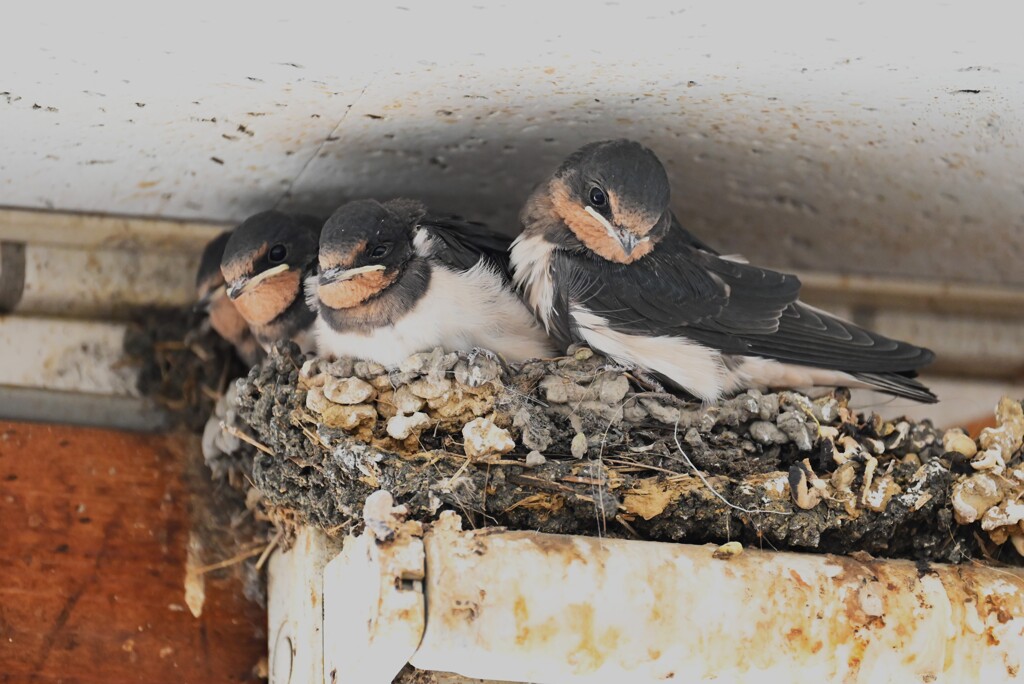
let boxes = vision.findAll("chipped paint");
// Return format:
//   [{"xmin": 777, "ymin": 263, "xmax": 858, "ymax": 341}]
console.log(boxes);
[{"xmin": 402, "ymin": 513, "xmax": 1024, "ymax": 683}]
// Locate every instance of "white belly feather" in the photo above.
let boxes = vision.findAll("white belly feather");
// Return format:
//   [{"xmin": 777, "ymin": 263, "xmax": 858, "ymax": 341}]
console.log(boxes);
[{"xmin": 316, "ymin": 262, "xmax": 555, "ymax": 367}]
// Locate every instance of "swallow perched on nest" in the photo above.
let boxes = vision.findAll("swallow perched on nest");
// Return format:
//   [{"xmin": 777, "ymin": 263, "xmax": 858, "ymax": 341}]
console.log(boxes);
[
  {"xmin": 220, "ymin": 211, "xmax": 322, "ymax": 355},
  {"xmin": 312, "ymin": 198, "xmax": 555, "ymax": 367},
  {"xmin": 195, "ymin": 230, "xmax": 264, "ymax": 366},
  {"xmin": 510, "ymin": 139, "xmax": 936, "ymax": 403}
]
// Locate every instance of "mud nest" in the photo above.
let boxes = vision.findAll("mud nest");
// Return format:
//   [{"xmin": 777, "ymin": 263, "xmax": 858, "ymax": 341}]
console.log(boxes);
[{"xmin": 223, "ymin": 342, "xmax": 1024, "ymax": 566}]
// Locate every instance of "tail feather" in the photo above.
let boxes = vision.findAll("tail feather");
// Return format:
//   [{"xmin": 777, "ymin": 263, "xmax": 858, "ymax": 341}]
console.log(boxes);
[{"xmin": 851, "ymin": 371, "xmax": 938, "ymax": 404}]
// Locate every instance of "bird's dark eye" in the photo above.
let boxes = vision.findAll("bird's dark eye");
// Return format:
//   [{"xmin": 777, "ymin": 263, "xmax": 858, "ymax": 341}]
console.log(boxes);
[
  {"xmin": 588, "ymin": 187, "xmax": 607, "ymax": 207},
  {"xmin": 369, "ymin": 243, "xmax": 391, "ymax": 259},
  {"xmin": 268, "ymin": 244, "xmax": 288, "ymax": 263}
]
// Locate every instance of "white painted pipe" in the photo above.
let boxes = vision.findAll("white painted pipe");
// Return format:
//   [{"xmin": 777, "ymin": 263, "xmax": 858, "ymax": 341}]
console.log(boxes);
[
  {"xmin": 1, "ymin": 242, "xmax": 200, "ymax": 318},
  {"xmin": 411, "ymin": 517, "xmax": 1024, "ymax": 683},
  {"xmin": 0, "ymin": 315, "xmax": 137, "ymax": 395},
  {"xmin": 0, "ymin": 314, "xmax": 168, "ymax": 430}
]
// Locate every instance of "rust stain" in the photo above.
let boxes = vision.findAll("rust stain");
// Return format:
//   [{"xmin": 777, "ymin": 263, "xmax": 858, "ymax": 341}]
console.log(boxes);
[
  {"xmin": 1005, "ymin": 655, "xmax": 1019, "ymax": 678},
  {"xmin": 984, "ymin": 594, "xmax": 1015, "ymax": 624},
  {"xmin": 789, "ymin": 569, "xmax": 812, "ymax": 590},
  {"xmin": 846, "ymin": 635, "xmax": 868, "ymax": 678},
  {"xmin": 564, "ymin": 604, "xmax": 619, "ymax": 674},
  {"xmin": 515, "ymin": 532, "xmax": 590, "ymax": 565},
  {"xmin": 513, "ymin": 596, "xmax": 529, "ymax": 646}
]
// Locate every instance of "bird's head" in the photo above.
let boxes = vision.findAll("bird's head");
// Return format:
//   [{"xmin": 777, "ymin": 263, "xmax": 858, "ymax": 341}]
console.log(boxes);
[
  {"xmin": 316, "ymin": 199, "xmax": 418, "ymax": 310},
  {"xmin": 547, "ymin": 139, "xmax": 671, "ymax": 264},
  {"xmin": 220, "ymin": 211, "xmax": 319, "ymax": 325}
]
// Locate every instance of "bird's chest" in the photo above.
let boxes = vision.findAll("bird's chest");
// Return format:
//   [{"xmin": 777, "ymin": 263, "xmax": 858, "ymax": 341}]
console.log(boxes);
[
  {"xmin": 510, "ymin": 233, "xmax": 556, "ymax": 326},
  {"xmin": 316, "ymin": 291, "xmax": 467, "ymax": 367}
]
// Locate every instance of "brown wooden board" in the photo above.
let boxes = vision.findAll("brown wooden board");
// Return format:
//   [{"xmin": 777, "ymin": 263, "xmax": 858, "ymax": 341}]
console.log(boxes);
[{"xmin": 0, "ymin": 421, "xmax": 266, "ymax": 683}]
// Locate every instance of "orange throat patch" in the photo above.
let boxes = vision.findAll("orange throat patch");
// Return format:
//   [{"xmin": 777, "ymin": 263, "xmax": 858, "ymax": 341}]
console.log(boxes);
[
  {"xmin": 317, "ymin": 269, "xmax": 397, "ymax": 310},
  {"xmin": 209, "ymin": 293, "xmax": 251, "ymax": 345},
  {"xmin": 549, "ymin": 179, "xmax": 654, "ymax": 264},
  {"xmin": 231, "ymin": 269, "xmax": 301, "ymax": 326}
]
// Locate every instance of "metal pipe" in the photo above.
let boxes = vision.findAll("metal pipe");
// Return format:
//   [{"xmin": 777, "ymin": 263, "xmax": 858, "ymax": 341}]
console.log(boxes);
[{"xmin": 407, "ymin": 516, "xmax": 1024, "ymax": 682}]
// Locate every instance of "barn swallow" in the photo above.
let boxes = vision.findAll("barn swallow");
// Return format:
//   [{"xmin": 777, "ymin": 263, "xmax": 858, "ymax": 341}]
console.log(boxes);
[
  {"xmin": 313, "ymin": 198, "xmax": 555, "ymax": 367},
  {"xmin": 195, "ymin": 230, "xmax": 263, "ymax": 366},
  {"xmin": 510, "ymin": 139, "xmax": 937, "ymax": 403},
  {"xmin": 220, "ymin": 211, "xmax": 322, "ymax": 355}
]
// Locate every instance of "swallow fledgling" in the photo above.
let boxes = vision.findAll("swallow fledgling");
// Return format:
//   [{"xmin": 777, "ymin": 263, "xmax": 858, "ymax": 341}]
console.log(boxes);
[
  {"xmin": 220, "ymin": 211, "xmax": 322, "ymax": 355},
  {"xmin": 312, "ymin": 198, "xmax": 556, "ymax": 367},
  {"xmin": 511, "ymin": 139, "xmax": 937, "ymax": 403},
  {"xmin": 195, "ymin": 230, "xmax": 263, "ymax": 366}
]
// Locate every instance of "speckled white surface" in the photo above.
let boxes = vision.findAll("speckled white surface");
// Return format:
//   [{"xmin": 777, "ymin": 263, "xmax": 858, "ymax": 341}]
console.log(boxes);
[{"xmin": 2, "ymin": 1, "xmax": 1022, "ymax": 285}]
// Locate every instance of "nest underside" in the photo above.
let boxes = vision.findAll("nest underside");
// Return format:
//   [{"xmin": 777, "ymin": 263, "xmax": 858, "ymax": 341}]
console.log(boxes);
[{"xmin": 228, "ymin": 342, "xmax": 1024, "ymax": 566}]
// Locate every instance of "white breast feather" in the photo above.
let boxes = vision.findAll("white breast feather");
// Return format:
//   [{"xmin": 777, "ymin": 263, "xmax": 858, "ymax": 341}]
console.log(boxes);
[
  {"xmin": 316, "ymin": 261, "xmax": 555, "ymax": 367},
  {"xmin": 509, "ymin": 232, "xmax": 555, "ymax": 332},
  {"xmin": 412, "ymin": 228, "xmax": 436, "ymax": 257},
  {"xmin": 570, "ymin": 308, "xmax": 727, "ymax": 402},
  {"xmin": 303, "ymin": 272, "xmax": 320, "ymax": 312}
]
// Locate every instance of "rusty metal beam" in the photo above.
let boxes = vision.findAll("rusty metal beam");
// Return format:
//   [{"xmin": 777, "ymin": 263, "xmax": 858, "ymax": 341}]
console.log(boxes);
[{"xmin": 307, "ymin": 501, "xmax": 1024, "ymax": 683}]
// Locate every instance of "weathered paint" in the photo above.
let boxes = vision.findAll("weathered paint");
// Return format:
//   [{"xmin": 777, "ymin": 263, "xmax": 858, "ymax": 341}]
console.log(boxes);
[
  {"xmin": 385, "ymin": 515, "xmax": 1024, "ymax": 683},
  {"xmin": 322, "ymin": 520, "xmax": 426, "ymax": 684},
  {"xmin": 17, "ymin": 243, "xmax": 200, "ymax": 318},
  {"xmin": 0, "ymin": 315, "xmax": 136, "ymax": 395},
  {"xmin": 267, "ymin": 528, "xmax": 344, "ymax": 684},
  {"xmin": 1, "ymin": 1, "xmax": 1022, "ymax": 286}
]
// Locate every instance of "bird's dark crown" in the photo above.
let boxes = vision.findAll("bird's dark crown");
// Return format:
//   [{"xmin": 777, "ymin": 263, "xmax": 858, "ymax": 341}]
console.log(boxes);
[
  {"xmin": 555, "ymin": 139, "xmax": 671, "ymax": 228},
  {"xmin": 221, "ymin": 210, "xmax": 320, "ymax": 283},
  {"xmin": 319, "ymin": 199, "xmax": 423, "ymax": 271}
]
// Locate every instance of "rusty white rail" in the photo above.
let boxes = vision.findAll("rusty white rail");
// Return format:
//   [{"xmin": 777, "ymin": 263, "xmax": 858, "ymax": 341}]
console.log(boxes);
[{"xmin": 267, "ymin": 492, "xmax": 1024, "ymax": 684}]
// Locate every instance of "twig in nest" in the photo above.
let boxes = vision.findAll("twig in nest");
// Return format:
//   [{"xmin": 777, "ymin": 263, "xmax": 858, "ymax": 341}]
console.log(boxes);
[
  {"xmin": 255, "ymin": 530, "xmax": 283, "ymax": 571},
  {"xmin": 604, "ymin": 456, "xmax": 698, "ymax": 480},
  {"xmin": 194, "ymin": 544, "xmax": 268, "ymax": 575},
  {"xmin": 442, "ymin": 455, "xmax": 473, "ymax": 490},
  {"xmin": 671, "ymin": 419, "xmax": 791, "ymax": 517},
  {"xmin": 200, "ymin": 385, "xmax": 221, "ymax": 403},
  {"xmin": 221, "ymin": 421, "xmax": 275, "ymax": 455},
  {"xmin": 615, "ymin": 514, "xmax": 644, "ymax": 540},
  {"xmin": 189, "ymin": 343, "xmax": 212, "ymax": 363}
]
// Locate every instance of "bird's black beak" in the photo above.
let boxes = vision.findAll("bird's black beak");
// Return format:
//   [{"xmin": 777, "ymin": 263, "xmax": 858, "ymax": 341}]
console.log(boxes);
[
  {"xmin": 616, "ymin": 229, "xmax": 641, "ymax": 257},
  {"xmin": 226, "ymin": 278, "xmax": 248, "ymax": 300},
  {"xmin": 319, "ymin": 266, "xmax": 343, "ymax": 286}
]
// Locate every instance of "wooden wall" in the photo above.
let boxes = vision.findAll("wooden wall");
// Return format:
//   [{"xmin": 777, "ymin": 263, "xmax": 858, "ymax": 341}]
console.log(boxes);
[{"xmin": 0, "ymin": 421, "xmax": 266, "ymax": 683}]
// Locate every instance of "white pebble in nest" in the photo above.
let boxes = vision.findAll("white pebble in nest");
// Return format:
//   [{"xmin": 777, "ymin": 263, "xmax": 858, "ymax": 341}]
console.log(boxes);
[
  {"xmin": 323, "ymin": 377, "xmax": 376, "ymax": 405},
  {"xmin": 305, "ymin": 386, "xmax": 331, "ymax": 413},
  {"xmin": 408, "ymin": 377, "xmax": 452, "ymax": 400},
  {"xmin": 525, "ymin": 450, "xmax": 546, "ymax": 467},
  {"xmin": 462, "ymin": 418, "xmax": 515, "ymax": 459},
  {"xmin": 387, "ymin": 412, "xmax": 431, "ymax": 440},
  {"xmin": 393, "ymin": 385, "xmax": 426, "ymax": 415},
  {"xmin": 571, "ymin": 433, "xmax": 588, "ymax": 459},
  {"xmin": 942, "ymin": 428, "xmax": 977, "ymax": 458}
]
